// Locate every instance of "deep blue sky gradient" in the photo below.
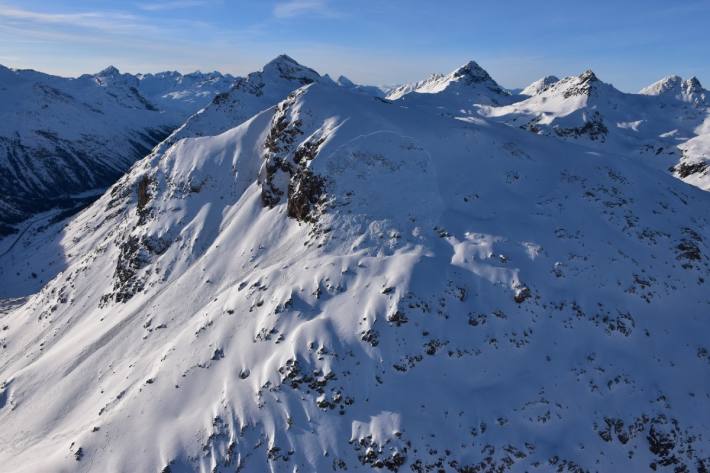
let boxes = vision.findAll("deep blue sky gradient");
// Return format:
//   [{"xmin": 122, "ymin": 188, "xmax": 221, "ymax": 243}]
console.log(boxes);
[{"xmin": 1, "ymin": 0, "xmax": 708, "ymax": 91}]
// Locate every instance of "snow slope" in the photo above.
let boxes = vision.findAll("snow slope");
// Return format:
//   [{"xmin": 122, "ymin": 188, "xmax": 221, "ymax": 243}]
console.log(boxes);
[
  {"xmin": 676, "ymin": 131, "xmax": 710, "ymax": 191},
  {"xmin": 1, "ymin": 80, "xmax": 710, "ymax": 472},
  {"xmin": 385, "ymin": 73, "xmax": 445, "ymax": 100}
]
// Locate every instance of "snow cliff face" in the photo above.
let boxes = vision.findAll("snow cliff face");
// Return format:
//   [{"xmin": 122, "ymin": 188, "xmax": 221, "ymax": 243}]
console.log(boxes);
[
  {"xmin": 674, "ymin": 129, "xmax": 710, "ymax": 191},
  {"xmin": 2, "ymin": 78, "xmax": 710, "ymax": 472}
]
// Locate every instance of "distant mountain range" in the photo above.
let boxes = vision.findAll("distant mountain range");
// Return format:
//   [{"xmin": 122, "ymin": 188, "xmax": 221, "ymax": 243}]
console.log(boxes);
[
  {"xmin": 3, "ymin": 57, "xmax": 710, "ymax": 235},
  {"xmin": 482, "ymin": 70, "xmax": 710, "ymax": 186},
  {"xmin": 0, "ymin": 64, "xmax": 236, "ymax": 232}
]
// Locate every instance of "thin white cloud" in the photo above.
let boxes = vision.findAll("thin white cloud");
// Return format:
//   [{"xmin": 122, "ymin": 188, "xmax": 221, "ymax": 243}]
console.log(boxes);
[
  {"xmin": 136, "ymin": 1, "xmax": 209, "ymax": 11},
  {"xmin": 0, "ymin": 4, "xmax": 209, "ymax": 34},
  {"xmin": 273, "ymin": 0, "xmax": 332, "ymax": 18},
  {"xmin": 0, "ymin": 5, "xmax": 146, "ymax": 32}
]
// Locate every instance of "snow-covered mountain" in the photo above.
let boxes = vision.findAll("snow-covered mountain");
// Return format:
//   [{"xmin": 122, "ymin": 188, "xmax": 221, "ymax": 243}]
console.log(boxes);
[
  {"xmin": 2, "ymin": 68, "xmax": 710, "ymax": 473},
  {"xmin": 483, "ymin": 70, "xmax": 635, "ymax": 144},
  {"xmin": 386, "ymin": 61, "xmax": 516, "ymax": 111},
  {"xmin": 520, "ymin": 75, "xmax": 560, "ymax": 96},
  {"xmin": 0, "ymin": 65, "xmax": 236, "ymax": 232},
  {"xmin": 86, "ymin": 66, "xmax": 236, "ymax": 121},
  {"xmin": 331, "ymin": 74, "xmax": 385, "ymax": 97},
  {"xmin": 482, "ymin": 70, "xmax": 710, "ymax": 190},
  {"xmin": 640, "ymin": 76, "xmax": 710, "ymax": 189},
  {"xmin": 136, "ymin": 69, "xmax": 236, "ymax": 118},
  {"xmin": 0, "ymin": 65, "xmax": 174, "ymax": 231},
  {"xmin": 162, "ymin": 55, "xmax": 324, "ymax": 147},
  {"xmin": 640, "ymin": 75, "xmax": 708, "ymax": 106},
  {"xmin": 0, "ymin": 56, "xmax": 332, "ymax": 298},
  {"xmin": 385, "ymin": 73, "xmax": 445, "ymax": 100}
]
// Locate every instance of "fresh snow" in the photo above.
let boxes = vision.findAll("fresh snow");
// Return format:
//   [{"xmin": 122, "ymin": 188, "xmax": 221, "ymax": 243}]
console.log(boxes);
[{"xmin": 1, "ymin": 56, "xmax": 710, "ymax": 472}]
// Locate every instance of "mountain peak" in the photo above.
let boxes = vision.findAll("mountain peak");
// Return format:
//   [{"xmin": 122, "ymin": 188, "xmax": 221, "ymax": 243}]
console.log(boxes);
[
  {"xmin": 98, "ymin": 65, "xmax": 121, "ymax": 76},
  {"xmin": 336, "ymin": 75, "xmax": 355, "ymax": 87},
  {"xmin": 521, "ymin": 75, "xmax": 560, "ymax": 96},
  {"xmin": 92, "ymin": 65, "xmax": 140, "ymax": 89},
  {"xmin": 579, "ymin": 69, "xmax": 599, "ymax": 83},
  {"xmin": 640, "ymin": 75, "xmax": 683, "ymax": 96},
  {"xmin": 263, "ymin": 54, "xmax": 301, "ymax": 69},
  {"xmin": 640, "ymin": 74, "xmax": 707, "ymax": 104},
  {"xmin": 451, "ymin": 60, "xmax": 494, "ymax": 84},
  {"xmin": 260, "ymin": 54, "xmax": 320, "ymax": 85},
  {"xmin": 274, "ymin": 53, "xmax": 294, "ymax": 62},
  {"xmin": 550, "ymin": 69, "xmax": 609, "ymax": 99},
  {"xmin": 385, "ymin": 60, "xmax": 508, "ymax": 104},
  {"xmin": 685, "ymin": 76, "xmax": 703, "ymax": 92}
]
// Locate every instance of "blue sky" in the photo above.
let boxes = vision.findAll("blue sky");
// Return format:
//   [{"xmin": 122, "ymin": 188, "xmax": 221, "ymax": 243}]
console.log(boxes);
[{"xmin": 1, "ymin": 0, "xmax": 708, "ymax": 91}]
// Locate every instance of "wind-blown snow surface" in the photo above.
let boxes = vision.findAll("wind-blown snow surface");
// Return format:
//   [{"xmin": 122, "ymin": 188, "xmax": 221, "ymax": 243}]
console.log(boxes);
[
  {"xmin": 2, "ymin": 81, "xmax": 710, "ymax": 472},
  {"xmin": 0, "ymin": 65, "xmax": 235, "ymax": 230}
]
